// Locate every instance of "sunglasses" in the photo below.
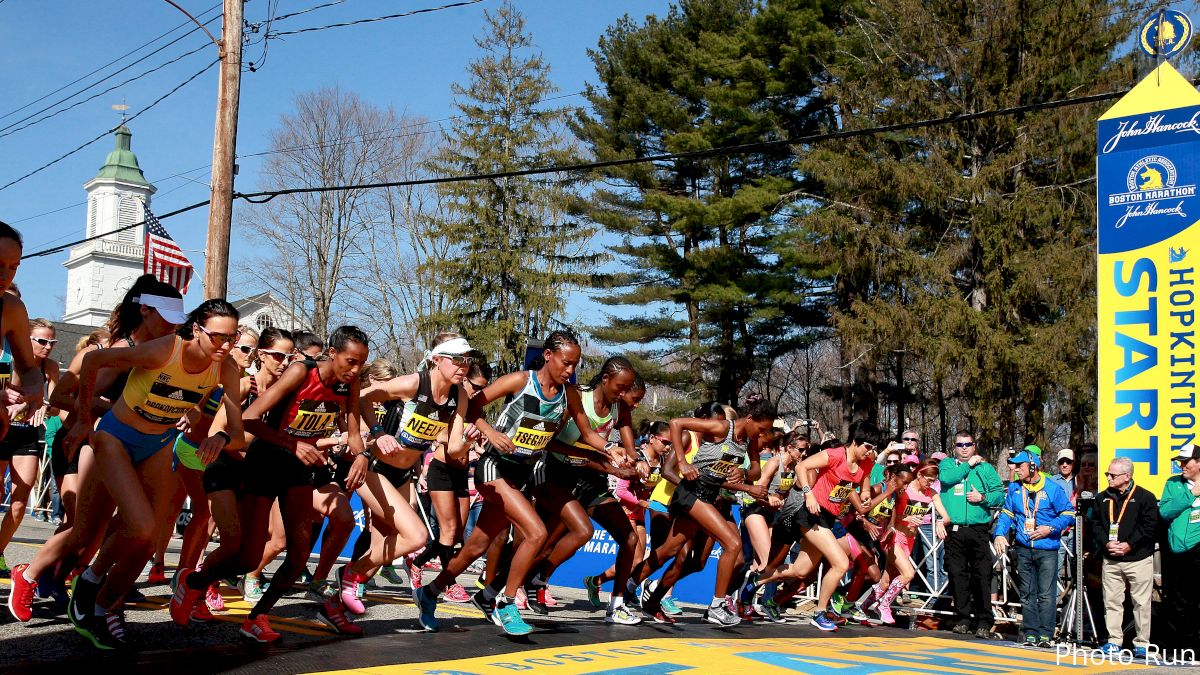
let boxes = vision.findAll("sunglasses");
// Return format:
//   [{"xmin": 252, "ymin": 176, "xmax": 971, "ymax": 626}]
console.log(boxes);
[
  {"xmin": 862, "ymin": 442, "xmax": 877, "ymax": 453},
  {"xmin": 196, "ymin": 324, "xmax": 239, "ymax": 346},
  {"xmin": 234, "ymin": 345, "xmax": 256, "ymax": 355},
  {"xmin": 1104, "ymin": 472, "xmax": 1129, "ymax": 479},
  {"xmin": 30, "ymin": 337, "xmax": 57, "ymax": 347},
  {"xmin": 955, "ymin": 441, "xmax": 975, "ymax": 448},
  {"xmin": 902, "ymin": 436, "xmax": 918, "ymax": 442},
  {"xmin": 259, "ymin": 349, "xmax": 292, "ymax": 360},
  {"xmin": 886, "ymin": 459, "xmax": 900, "ymax": 465},
  {"xmin": 440, "ymin": 354, "xmax": 472, "ymax": 367}
]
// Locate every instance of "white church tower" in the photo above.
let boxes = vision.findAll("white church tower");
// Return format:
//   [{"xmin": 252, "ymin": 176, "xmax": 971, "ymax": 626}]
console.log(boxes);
[{"xmin": 62, "ymin": 125, "xmax": 156, "ymax": 326}]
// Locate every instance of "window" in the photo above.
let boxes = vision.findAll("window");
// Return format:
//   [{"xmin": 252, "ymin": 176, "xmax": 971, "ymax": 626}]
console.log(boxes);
[
  {"xmin": 117, "ymin": 196, "xmax": 142, "ymax": 243},
  {"xmin": 256, "ymin": 313, "xmax": 273, "ymax": 331},
  {"xmin": 87, "ymin": 197, "xmax": 97, "ymax": 238}
]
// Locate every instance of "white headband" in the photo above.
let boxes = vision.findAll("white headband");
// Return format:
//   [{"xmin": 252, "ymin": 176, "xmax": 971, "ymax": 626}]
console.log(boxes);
[
  {"xmin": 427, "ymin": 337, "xmax": 474, "ymax": 360},
  {"xmin": 132, "ymin": 293, "xmax": 187, "ymax": 324}
]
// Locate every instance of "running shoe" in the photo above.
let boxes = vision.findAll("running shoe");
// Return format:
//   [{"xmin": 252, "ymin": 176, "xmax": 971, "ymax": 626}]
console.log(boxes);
[
  {"xmin": 606, "ymin": 605, "xmax": 643, "ymax": 625},
  {"xmin": 0, "ymin": 553, "xmax": 9, "ymax": 579},
  {"xmin": 877, "ymin": 602, "xmax": 895, "ymax": 625},
  {"xmin": 36, "ymin": 568, "xmax": 57, "ymax": 599},
  {"xmin": 824, "ymin": 609, "xmax": 848, "ymax": 627},
  {"xmin": 975, "ymin": 625, "xmax": 994, "ymax": 640},
  {"xmin": 412, "ymin": 584, "xmax": 440, "ymax": 632},
  {"xmin": 408, "ymin": 561, "xmax": 423, "ymax": 589},
  {"xmin": 239, "ymin": 575, "xmax": 265, "ymax": 602},
  {"xmin": 191, "ymin": 599, "xmax": 215, "ymax": 622},
  {"xmin": 1037, "ymin": 637, "xmax": 1055, "ymax": 649},
  {"xmin": 660, "ymin": 595, "xmax": 683, "ymax": 616},
  {"xmin": 474, "ymin": 574, "xmax": 486, "ymax": 590},
  {"xmin": 205, "ymin": 583, "xmax": 225, "ymax": 612},
  {"xmin": 639, "ymin": 580, "xmax": 655, "ymax": 608},
  {"xmin": 704, "ymin": 603, "xmax": 741, "ymax": 627},
  {"xmin": 810, "ymin": 610, "xmax": 839, "ymax": 632},
  {"xmin": 319, "ymin": 596, "xmax": 364, "ymax": 636},
  {"xmin": 952, "ymin": 621, "xmax": 973, "ymax": 634},
  {"xmin": 760, "ymin": 600, "xmax": 786, "ymax": 624},
  {"xmin": 831, "ymin": 591, "xmax": 852, "ymax": 615},
  {"xmin": 169, "ymin": 568, "xmax": 204, "ymax": 627},
  {"xmin": 470, "ymin": 589, "xmax": 495, "ymax": 622},
  {"xmin": 738, "ymin": 572, "xmax": 760, "ymax": 608},
  {"xmin": 444, "ymin": 583, "xmax": 471, "ymax": 604},
  {"xmin": 494, "ymin": 603, "xmax": 534, "ymax": 636},
  {"xmin": 1023, "ymin": 635, "xmax": 1038, "ymax": 647},
  {"xmin": 77, "ymin": 609, "xmax": 128, "ymax": 651},
  {"xmin": 339, "ymin": 565, "xmax": 366, "ymax": 615},
  {"xmin": 1133, "ymin": 646, "xmax": 1148, "ymax": 659},
  {"xmin": 526, "ymin": 586, "xmax": 549, "ymax": 615},
  {"xmin": 645, "ymin": 601, "xmax": 676, "ymax": 625},
  {"xmin": 8, "ymin": 564, "xmax": 36, "ymax": 622},
  {"xmin": 724, "ymin": 595, "xmax": 737, "ymax": 617},
  {"xmin": 239, "ymin": 614, "xmax": 282, "ymax": 643},
  {"xmin": 298, "ymin": 566, "xmax": 314, "ymax": 585},
  {"xmin": 515, "ymin": 587, "xmax": 528, "ymax": 610},
  {"xmin": 583, "ymin": 575, "xmax": 603, "ymax": 609},
  {"xmin": 542, "ymin": 587, "xmax": 559, "ymax": 607},
  {"xmin": 147, "ymin": 562, "xmax": 167, "ymax": 584},
  {"xmin": 848, "ymin": 606, "xmax": 872, "ymax": 624},
  {"xmin": 68, "ymin": 574, "xmax": 103, "ymax": 631},
  {"xmin": 1100, "ymin": 642, "xmax": 1121, "ymax": 655},
  {"xmin": 125, "ymin": 586, "xmax": 147, "ymax": 604},
  {"xmin": 306, "ymin": 580, "xmax": 332, "ymax": 603},
  {"xmin": 380, "ymin": 565, "xmax": 404, "ymax": 585}
]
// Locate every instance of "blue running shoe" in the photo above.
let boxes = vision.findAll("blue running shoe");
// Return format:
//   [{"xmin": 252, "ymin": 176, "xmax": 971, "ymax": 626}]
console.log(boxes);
[
  {"xmin": 660, "ymin": 595, "xmax": 683, "ymax": 616},
  {"xmin": 494, "ymin": 603, "xmax": 534, "ymax": 636},
  {"xmin": 738, "ymin": 572, "xmax": 759, "ymax": 608},
  {"xmin": 412, "ymin": 585, "xmax": 439, "ymax": 632},
  {"xmin": 1133, "ymin": 647, "xmax": 1148, "ymax": 659},
  {"xmin": 1100, "ymin": 643, "xmax": 1121, "ymax": 655},
  {"xmin": 810, "ymin": 610, "xmax": 838, "ymax": 632}
]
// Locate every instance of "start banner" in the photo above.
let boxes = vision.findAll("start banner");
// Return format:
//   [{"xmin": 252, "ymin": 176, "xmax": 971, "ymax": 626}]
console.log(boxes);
[{"xmin": 1097, "ymin": 61, "xmax": 1200, "ymax": 496}]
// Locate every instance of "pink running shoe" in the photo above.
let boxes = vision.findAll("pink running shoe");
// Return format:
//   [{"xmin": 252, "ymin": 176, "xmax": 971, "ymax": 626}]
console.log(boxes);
[
  {"xmin": 205, "ymin": 583, "xmax": 225, "ymax": 612},
  {"xmin": 408, "ymin": 561, "xmax": 423, "ymax": 589},
  {"xmin": 542, "ymin": 587, "xmax": 559, "ymax": 607},
  {"xmin": 340, "ymin": 565, "xmax": 366, "ymax": 615},
  {"xmin": 444, "ymin": 583, "xmax": 470, "ymax": 603},
  {"xmin": 515, "ymin": 587, "xmax": 528, "ymax": 610}
]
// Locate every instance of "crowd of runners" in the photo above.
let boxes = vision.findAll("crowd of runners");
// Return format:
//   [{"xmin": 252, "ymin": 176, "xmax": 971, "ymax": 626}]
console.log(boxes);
[{"xmin": 0, "ymin": 219, "xmax": 1196, "ymax": 658}]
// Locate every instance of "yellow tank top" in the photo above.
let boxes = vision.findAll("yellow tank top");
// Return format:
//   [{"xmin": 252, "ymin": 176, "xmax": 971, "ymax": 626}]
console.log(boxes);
[
  {"xmin": 650, "ymin": 430, "xmax": 701, "ymax": 505},
  {"xmin": 122, "ymin": 336, "xmax": 221, "ymax": 426}
]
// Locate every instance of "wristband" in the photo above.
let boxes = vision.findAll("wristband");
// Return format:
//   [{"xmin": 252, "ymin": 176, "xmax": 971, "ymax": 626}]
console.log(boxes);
[
  {"xmin": 800, "ymin": 485, "xmax": 812, "ymax": 494},
  {"xmin": 214, "ymin": 430, "xmax": 231, "ymax": 446}
]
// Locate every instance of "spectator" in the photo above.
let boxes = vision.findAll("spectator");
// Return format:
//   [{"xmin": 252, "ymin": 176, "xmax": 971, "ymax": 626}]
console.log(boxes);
[
  {"xmin": 1096, "ymin": 457, "xmax": 1157, "ymax": 658},
  {"xmin": 993, "ymin": 450, "xmax": 1075, "ymax": 648},
  {"xmin": 1158, "ymin": 443, "xmax": 1200, "ymax": 656},
  {"xmin": 939, "ymin": 431, "xmax": 1004, "ymax": 638},
  {"xmin": 870, "ymin": 442, "xmax": 904, "ymax": 486},
  {"xmin": 1049, "ymin": 449, "xmax": 1077, "ymax": 572}
]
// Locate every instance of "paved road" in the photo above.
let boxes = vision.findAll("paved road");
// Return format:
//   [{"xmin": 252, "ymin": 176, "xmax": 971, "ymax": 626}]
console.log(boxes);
[{"xmin": 1, "ymin": 519, "xmax": 1196, "ymax": 674}]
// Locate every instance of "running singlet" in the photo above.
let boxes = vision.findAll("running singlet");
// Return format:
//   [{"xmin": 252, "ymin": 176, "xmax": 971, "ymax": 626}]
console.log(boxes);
[
  {"xmin": 650, "ymin": 438, "xmax": 699, "ymax": 506},
  {"xmin": 811, "ymin": 446, "xmax": 872, "ymax": 516},
  {"xmin": 121, "ymin": 336, "xmax": 221, "ymax": 425},
  {"xmin": 552, "ymin": 388, "xmax": 618, "ymax": 466},
  {"xmin": 489, "ymin": 371, "xmax": 566, "ymax": 461},
  {"xmin": 383, "ymin": 370, "xmax": 458, "ymax": 452},
  {"xmin": 263, "ymin": 361, "xmax": 348, "ymax": 440},
  {"xmin": 641, "ymin": 450, "xmax": 663, "ymax": 488},
  {"xmin": 895, "ymin": 484, "xmax": 934, "ymax": 525},
  {"xmin": 692, "ymin": 421, "xmax": 746, "ymax": 487},
  {"xmin": 864, "ymin": 493, "xmax": 897, "ymax": 528}
]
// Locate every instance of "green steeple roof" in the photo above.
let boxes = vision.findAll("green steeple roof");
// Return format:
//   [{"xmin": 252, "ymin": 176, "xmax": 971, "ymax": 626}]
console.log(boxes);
[{"xmin": 94, "ymin": 125, "xmax": 150, "ymax": 187}]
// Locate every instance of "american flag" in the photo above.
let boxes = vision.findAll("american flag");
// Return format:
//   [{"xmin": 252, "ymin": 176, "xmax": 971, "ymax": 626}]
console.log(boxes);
[{"xmin": 143, "ymin": 206, "xmax": 194, "ymax": 294}]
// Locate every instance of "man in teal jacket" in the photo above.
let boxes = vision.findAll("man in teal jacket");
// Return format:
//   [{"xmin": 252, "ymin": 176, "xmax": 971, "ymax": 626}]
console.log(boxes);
[
  {"xmin": 1159, "ymin": 443, "xmax": 1200, "ymax": 655},
  {"xmin": 939, "ymin": 431, "xmax": 1004, "ymax": 638},
  {"xmin": 993, "ymin": 450, "xmax": 1074, "ymax": 647}
]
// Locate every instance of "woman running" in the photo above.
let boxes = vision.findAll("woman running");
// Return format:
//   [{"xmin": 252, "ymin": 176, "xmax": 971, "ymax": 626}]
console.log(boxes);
[
  {"xmin": 735, "ymin": 431, "xmax": 800, "ymax": 617},
  {"xmin": 870, "ymin": 460, "xmax": 947, "ymax": 624},
  {"xmin": 0, "ymin": 318, "xmax": 60, "ymax": 576},
  {"xmin": 61, "ymin": 299, "xmax": 245, "ymax": 649},
  {"xmin": 172, "ymin": 325, "xmax": 370, "ymax": 642},
  {"xmin": 848, "ymin": 463, "xmax": 913, "ymax": 623},
  {"xmin": 413, "ymin": 330, "xmax": 607, "ymax": 636}
]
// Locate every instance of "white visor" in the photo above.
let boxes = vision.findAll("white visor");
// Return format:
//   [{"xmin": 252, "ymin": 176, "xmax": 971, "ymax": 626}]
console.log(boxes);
[
  {"xmin": 429, "ymin": 337, "xmax": 474, "ymax": 358},
  {"xmin": 133, "ymin": 294, "xmax": 187, "ymax": 325}
]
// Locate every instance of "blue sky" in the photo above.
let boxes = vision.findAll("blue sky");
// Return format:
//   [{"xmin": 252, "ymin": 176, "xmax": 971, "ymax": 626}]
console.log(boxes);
[{"xmin": 0, "ymin": 0, "xmax": 673, "ymax": 323}]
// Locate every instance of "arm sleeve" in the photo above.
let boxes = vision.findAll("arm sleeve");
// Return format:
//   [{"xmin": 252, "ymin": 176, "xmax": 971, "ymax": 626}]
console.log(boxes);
[
  {"xmin": 613, "ymin": 478, "xmax": 639, "ymax": 508},
  {"xmin": 1127, "ymin": 489, "xmax": 1158, "ymax": 551},
  {"xmin": 993, "ymin": 487, "xmax": 1016, "ymax": 538},
  {"xmin": 980, "ymin": 465, "xmax": 1006, "ymax": 508},
  {"xmin": 1049, "ymin": 486, "xmax": 1076, "ymax": 534},
  {"xmin": 1159, "ymin": 480, "xmax": 1192, "ymax": 521}
]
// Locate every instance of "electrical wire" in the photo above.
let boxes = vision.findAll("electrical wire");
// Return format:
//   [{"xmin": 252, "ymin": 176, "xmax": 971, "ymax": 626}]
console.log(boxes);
[
  {"xmin": 267, "ymin": 0, "xmax": 483, "ymax": 37},
  {"xmin": 0, "ymin": 59, "xmax": 219, "ymax": 194}
]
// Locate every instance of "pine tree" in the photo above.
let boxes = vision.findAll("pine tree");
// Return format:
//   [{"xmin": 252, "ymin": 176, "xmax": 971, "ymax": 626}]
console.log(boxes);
[
  {"xmin": 424, "ymin": 0, "xmax": 599, "ymax": 372},
  {"xmin": 574, "ymin": 0, "xmax": 843, "ymax": 403}
]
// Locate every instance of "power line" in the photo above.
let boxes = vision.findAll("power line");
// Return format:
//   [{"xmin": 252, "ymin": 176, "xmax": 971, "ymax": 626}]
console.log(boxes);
[
  {"xmin": 267, "ymin": 0, "xmax": 484, "ymax": 37},
  {"xmin": 20, "ymin": 199, "xmax": 211, "ymax": 259},
  {"xmin": 0, "ymin": 2, "xmax": 220, "ymax": 124},
  {"xmin": 269, "ymin": 0, "xmax": 347, "ymax": 23},
  {"xmin": 0, "ymin": 59, "xmax": 219, "ymax": 193}
]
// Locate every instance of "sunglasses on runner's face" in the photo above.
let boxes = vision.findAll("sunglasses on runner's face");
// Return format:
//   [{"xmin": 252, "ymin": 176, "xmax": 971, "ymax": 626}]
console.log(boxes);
[
  {"xmin": 30, "ymin": 337, "xmax": 57, "ymax": 347},
  {"xmin": 440, "ymin": 354, "xmax": 472, "ymax": 367},
  {"xmin": 653, "ymin": 436, "xmax": 671, "ymax": 447},
  {"xmin": 234, "ymin": 345, "xmax": 255, "ymax": 355},
  {"xmin": 259, "ymin": 349, "xmax": 291, "ymax": 360},
  {"xmin": 196, "ymin": 324, "xmax": 238, "ymax": 346},
  {"xmin": 955, "ymin": 441, "xmax": 975, "ymax": 448}
]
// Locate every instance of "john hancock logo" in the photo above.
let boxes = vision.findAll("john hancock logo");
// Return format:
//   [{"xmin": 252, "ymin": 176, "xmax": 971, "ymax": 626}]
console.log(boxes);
[{"xmin": 1110, "ymin": 155, "xmax": 1195, "ymax": 228}]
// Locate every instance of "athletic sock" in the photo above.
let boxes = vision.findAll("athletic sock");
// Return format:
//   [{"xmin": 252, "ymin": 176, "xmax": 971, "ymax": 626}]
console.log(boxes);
[
  {"xmin": 480, "ymin": 585, "xmax": 498, "ymax": 603},
  {"xmin": 625, "ymin": 579, "xmax": 639, "ymax": 597},
  {"xmin": 93, "ymin": 603, "xmax": 106, "ymax": 617},
  {"xmin": 709, "ymin": 595, "xmax": 724, "ymax": 608},
  {"xmin": 22, "ymin": 567, "xmax": 36, "ymax": 584},
  {"xmin": 81, "ymin": 567, "xmax": 102, "ymax": 584},
  {"xmin": 495, "ymin": 593, "xmax": 509, "ymax": 608},
  {"xmin": 609, "ymin": 594, "xmax": 625, "ymax": 610},
  {"xmin": 529, "ymin": 573, "xmax": 548, "ymax": 589}
]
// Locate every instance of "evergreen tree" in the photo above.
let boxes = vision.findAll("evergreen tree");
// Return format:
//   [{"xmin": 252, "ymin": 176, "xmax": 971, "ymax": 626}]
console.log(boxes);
[
  {"xmin": 574, "ymin": 0, "xmax": 843, "ymax": 403},
  {"xmin": 424, "ymin": 0, "xmax": 599, "ymax": 372}
]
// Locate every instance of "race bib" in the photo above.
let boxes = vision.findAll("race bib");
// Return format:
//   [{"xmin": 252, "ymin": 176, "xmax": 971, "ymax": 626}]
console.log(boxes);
[
  {"xmin": 778, "ymin": 475, "xmax": 795, "ymax": 493},
  {"xmin": 953, "ymin": 484, "xmax": 965, "ymax": 496},
  {"xmin": 510, "ymin": 417, "xmax": 554, "ymax": 456},
  {"xmin": 644, "ymin": 466, "xmax": 662, "ymax": 487},
  {"xmin": 829, "ymin": 480, "xmax": 853, "ymax": 503},
  {"xmin": 707, "ymin": 447, "xmax": 740, "ymax": 478},
  {"xmin": 400, "ymin": 412, "xmax": 446, "ymax": 448},
  {"xmin": 0, "ymin": 361, "xmax": 10, "ymax": 389},
  {"xmin": 288, "ymin": 400, "xmax": 340, "ymax": 438},
  {"xmin": 134, "ymin": 380, "xmax": 205, "ymax": 424},
  {"xmin": 1108, "ymin": 524, "xmax": 1120, "ymax": 542}
]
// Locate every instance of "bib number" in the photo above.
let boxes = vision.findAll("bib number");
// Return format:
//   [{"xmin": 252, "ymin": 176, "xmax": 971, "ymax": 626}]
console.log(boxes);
[{"xmin": 829, "ymin": 482, "xmax": 853, "ymax": 503}]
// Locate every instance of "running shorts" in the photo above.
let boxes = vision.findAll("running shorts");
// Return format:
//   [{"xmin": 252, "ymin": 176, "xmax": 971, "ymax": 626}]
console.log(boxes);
[
  {"xmin": 242, "ymin": 440, "xmax": 315, "ymax": 498},
  {"xmin": 0, "ymin": 424, "xmax": 42, "ymax": 461},
  {"xmin": 96, "ymin": 413, "xmax": 177, "ymax": 465},
  {"xmin": 203, "ymin": 451, "xmax": 245, "ymax": 495},
  {"xmin": 426, "ymin": 457, "xmax": 469, "ymax": 497}
]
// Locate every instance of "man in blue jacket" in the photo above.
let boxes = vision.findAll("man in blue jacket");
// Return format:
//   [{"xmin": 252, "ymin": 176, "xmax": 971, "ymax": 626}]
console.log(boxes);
[{"xmin": 993, "ymin": 450, "xmax": 1075, "ymax": 648}]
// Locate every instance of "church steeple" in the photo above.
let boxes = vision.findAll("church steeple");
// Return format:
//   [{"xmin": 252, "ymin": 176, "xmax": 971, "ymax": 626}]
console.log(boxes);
[{"xmin": 93, "ymin": 125, "xmax": 149, "ymax": 187}]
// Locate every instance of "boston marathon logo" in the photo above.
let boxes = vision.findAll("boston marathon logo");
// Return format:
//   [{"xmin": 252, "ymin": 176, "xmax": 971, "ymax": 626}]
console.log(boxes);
[
  {"xmin": 1110, "ymin": 155, "xmax": 1195, "ymax": 228},
  {"xmin": 1140, "ymin": 10, "xmax": 1193, "ymax": 59}
]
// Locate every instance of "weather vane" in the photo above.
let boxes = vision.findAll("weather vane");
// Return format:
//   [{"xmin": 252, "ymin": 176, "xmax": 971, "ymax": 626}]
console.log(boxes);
[{"xmin": 112, "ymin": 98, "xmax": 128, "ymax": 124}]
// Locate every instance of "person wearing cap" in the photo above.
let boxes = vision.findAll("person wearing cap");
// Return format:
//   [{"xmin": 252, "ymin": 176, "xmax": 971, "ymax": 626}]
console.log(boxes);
[
  {"xmin": 939, "ymin": 430, "xmax": 1004, "ymax": 638},
  {"xmin": 1095, "ymin": 457, "xmax": 1157, "ymax": 658},
  {"xmin": 993, "ymin": 450, "xmax": 1075, "ymax": 648},
  {"xmin": 1049, "ymin": 449, "xmax": 1077, "ymax": 573},
  {"xmin": 1159, "ymin": 443, "xmax": 1200, "ymax": 655}
]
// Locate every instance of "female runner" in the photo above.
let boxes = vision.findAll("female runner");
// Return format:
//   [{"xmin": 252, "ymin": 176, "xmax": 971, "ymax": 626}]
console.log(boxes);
[{"xmin": 870, "ymin": 460, "xmax": 947, "ymax": 624}]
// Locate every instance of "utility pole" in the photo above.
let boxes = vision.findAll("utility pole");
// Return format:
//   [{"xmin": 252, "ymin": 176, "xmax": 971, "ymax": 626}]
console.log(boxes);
[{"xmin": 203, "ymin": 0, "xmax": 244, "ymax": 299}]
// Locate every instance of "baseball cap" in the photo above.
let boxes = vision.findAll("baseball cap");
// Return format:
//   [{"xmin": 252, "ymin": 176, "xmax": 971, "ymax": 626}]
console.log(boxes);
[
  {"xmin": 1056, "ymin": 448, "xmax": 1075, "ymax": 463},
  {"xmin": 134, "ymin": 293, "xmax": 187, "ymax": 325},
  {"xmin": 1009, "ymin": 450, "xmax": 1040, "ymax": 469},
  {"xmin": 1173, "ymin": 443, "xmax": 1197, "ymax": 462},
  {"xmin": 1024, "ymin": 444, "xmax": 1043, "ymax": 457},
  {"xmin": 902, "ymin": 453, "xmax": 919, "ymax": 465},
  {"xmin": 930, "ymin": 451, "xmax": 948, "ymax": 461}
]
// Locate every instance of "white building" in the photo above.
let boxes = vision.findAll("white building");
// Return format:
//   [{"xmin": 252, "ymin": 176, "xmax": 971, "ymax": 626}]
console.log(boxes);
[
  {"xmin": 62, "ymin": 125, "xmax": 154, "ymax": 326},
  {"xmin": 232, "ymin": 292, "xmax": 307, "ymax": 333}
]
